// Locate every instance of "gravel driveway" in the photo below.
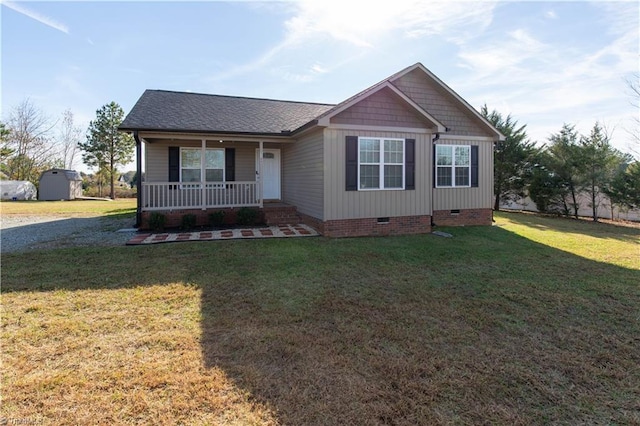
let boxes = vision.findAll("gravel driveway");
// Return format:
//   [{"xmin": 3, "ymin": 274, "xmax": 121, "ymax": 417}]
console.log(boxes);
[{"xmin": 1, "ymin": 214, "xmax": 138, "ymax": 253}]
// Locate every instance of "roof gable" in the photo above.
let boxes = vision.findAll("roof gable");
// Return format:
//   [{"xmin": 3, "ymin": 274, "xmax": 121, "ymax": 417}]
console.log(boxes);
[
  {"xmin": 318, "ymin": 62, "xmax": 503, "ymax": 139},
  {"xmin": 316, "ymin": 81, "xmax": 445, "ymax": 132},
  {"xmin": 329, "ymin": 86, "xmax": 437, "ymax": 129},
  {"xmin": 391, "ymin": 64, "xmax": 505, "ymax": 140}
]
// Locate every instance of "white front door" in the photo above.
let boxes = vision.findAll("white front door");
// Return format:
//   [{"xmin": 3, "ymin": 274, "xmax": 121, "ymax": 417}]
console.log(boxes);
[{"xmin": 256, "ymin": 148, "xmax": 281, "ymax": 200}]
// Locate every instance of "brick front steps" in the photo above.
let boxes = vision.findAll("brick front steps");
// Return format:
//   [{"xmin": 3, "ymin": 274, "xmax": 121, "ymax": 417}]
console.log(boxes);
[
  {"xmin": 127, "ymin": 224, "xmax": 318, "ymax": 245},
  {"xmin": 262, "ymin": 203, "xmax": 300, "ymax": 225}
]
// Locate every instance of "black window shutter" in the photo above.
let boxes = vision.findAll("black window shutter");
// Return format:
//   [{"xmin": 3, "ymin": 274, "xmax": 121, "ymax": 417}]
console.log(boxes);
[
  {"xmin": 432, "ymin": 144, "xmax": 437, "ymax": 188},
  {"xmin": 168, "ymin": 147, "xmax": 180, "ymax": 182},
  {"xmin": 470, "ymin": 145, "xmax": 479, "ymax": 187},
  {"xmin": 405, "ymin": 139, "xmax": 415, "ymax": 190},
  {"xmin": 225, "ymin": 148, "xmax": 235, "ymax": 181},
  {"xmin": 345, "ymin": 136, "xmax": 358, "ymax": 191}
]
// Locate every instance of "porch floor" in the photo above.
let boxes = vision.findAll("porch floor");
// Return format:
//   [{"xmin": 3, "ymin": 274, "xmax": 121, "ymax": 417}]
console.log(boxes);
[{"xmin": 126, "ymin": 223, "xmax": 318, "ymax": 245}]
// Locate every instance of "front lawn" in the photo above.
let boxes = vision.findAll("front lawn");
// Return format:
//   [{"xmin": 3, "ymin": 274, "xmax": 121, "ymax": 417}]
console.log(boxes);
[
  {"xmin": 1, "ymin": 212, "xmax": 639, "ymax": 425},
  {"xmin": 0, "ymin": 198, "xmax": 136, "ymax": 216}
]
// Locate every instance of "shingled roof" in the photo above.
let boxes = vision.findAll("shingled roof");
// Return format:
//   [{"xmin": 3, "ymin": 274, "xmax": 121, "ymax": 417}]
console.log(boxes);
[{"xmin": 119, "ymin": 90, "xmax": 335, "ymax": 136}]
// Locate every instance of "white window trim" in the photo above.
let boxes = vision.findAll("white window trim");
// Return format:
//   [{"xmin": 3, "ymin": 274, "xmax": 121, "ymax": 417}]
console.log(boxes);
[
  {"xmin": 435, "ymin": 144, "xmax": 471, "ymax": 188},
  {"xmin": 179, "ymin": 147, "xmax": 225, "ymax": 189},
  {"xmin": 357, "ymin": 137, "xmax": 405, "ymax": 191}
]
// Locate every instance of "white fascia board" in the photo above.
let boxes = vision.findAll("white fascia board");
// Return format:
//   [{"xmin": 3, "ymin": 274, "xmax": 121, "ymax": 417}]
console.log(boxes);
[
  {"xmin": 326, "ymin": 123, "xmax": 434, "ymax": 134},
  {"xmin": 438, "ymin": 134, "xmax": 498, "ymax": 142},
  {"xmin": 137, "ymin": 131, "xmax": 292, "ymax": 143}
]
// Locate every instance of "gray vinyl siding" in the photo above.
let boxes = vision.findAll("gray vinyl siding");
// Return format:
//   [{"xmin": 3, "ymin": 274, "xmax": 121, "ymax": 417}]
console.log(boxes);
[
  {"xmin": 433, "ymin": 139, "xmax": 494, "ymax": 210},
  {"xmin": 234, "ymin": 145, "xmax": 257, "ymax": 181},
  {"xmin": 323, "ymin": 128, "xmax": 432, "ymax": 220},
  {"xmin": 146, "ymin": 141, "xmax": 170, "ymax": 181},
  {"xmin": 282, "ymin": 130, "xmax": 324, "ymax": 220},
  {"xmin": 392, "ymin": 69, "xmax": 492, "ymax": 137},
  {"xmin": 144, "ymin": 140, "xmax": 268, "ymax": 182}
]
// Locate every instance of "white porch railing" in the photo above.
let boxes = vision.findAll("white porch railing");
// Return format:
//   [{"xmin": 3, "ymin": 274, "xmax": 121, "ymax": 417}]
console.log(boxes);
[{"xmin": 142, "ymin": 181, "xmax": 260, "ymax": 211}]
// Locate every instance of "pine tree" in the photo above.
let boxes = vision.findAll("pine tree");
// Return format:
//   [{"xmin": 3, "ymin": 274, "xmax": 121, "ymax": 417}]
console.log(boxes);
[
  {"xmin": 545, "ymin": 124, "xmax": 583, "ymax": 218},
  {"xmin": 79, "ymin": 102, "xmax": 134, "ymax": 199},
  {"xmin": 605, "ymin": 161, "xmax": 640, "ymax": 212},
  {"xmin": 0, "ymin": 122, "xmax": 13, "ymax": 171},
  {"xmin": 480, "ymin": 105, "xmax": 537, "ymax": 211},
  {"xmin": 579, "ymin": 123, "xmax": 628, "ymax": 221}
]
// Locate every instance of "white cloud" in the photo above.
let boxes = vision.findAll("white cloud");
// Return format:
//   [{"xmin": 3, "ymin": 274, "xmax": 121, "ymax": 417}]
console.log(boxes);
[
  {"xmin": 311, "ymin": 63, "xmax": 328, "ymax": 74},
  {"xmin": 210, "ymin": 0, "xmax": 497, "ymax": 83},
  {"xmin": 452, "ymin": 2, "xmax": 638, "ymax": 154},
  {"xmin": 2, "ymin": 1, "xmax": 69, "ymax": 34},
  {"xmin": 545, "ymin": 10, "xmax": 557, "ymax": 19},
  {"xmin": 208, "ymin": 42, "xmax": 288, "ymax": 82},
  {"xmin": 592, "ymin": 1, "xmax": 639, "ymax": 37},
  {"xmin": 400, "ymin": 2, "xmax": 497, "ymax": 43},
  {"xmin": 282, "ymin": 0, "xmax": 496, "ymax": 47},
  {"xmin": 457, "ymin": 29, "xmax": 546, "ymax": 77}
]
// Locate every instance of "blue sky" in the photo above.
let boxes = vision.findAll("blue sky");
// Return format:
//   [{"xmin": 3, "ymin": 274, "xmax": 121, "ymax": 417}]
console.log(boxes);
[{"xmin": 2, "ymin": 0, "xmax": 638, "ymax": 171}]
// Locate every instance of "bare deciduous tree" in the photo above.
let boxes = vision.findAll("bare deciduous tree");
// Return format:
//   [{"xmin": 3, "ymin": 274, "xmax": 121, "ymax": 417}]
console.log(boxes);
[
  {"xmin": 4, "ymin": 99, "xmax": 58, "ymax": 182},
  {"xmin": 57, "ymin": 109, "xmax": 82, "ymax": 170},
  {"xmin": 625, "ymin": 73, "xmax": 639, "ymax": 156}
]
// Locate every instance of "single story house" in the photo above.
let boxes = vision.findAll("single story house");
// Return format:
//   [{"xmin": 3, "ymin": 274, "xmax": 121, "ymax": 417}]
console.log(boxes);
[{"xmin": 119, "ymin": 63, "xmax": 504, "ymax": 237}]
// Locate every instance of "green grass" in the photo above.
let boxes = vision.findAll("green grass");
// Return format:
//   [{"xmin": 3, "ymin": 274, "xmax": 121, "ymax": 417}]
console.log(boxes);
[
  {"xmin": 497, "ymin": 212, "xmax": 639, "ymax": 269},
  {"xmin": 1, "ymin": 211, "xmax": 639, "ymax": 425},
  {"xmin": 0, "ymin": 198, "xmax": 136, "ymax": 216}
]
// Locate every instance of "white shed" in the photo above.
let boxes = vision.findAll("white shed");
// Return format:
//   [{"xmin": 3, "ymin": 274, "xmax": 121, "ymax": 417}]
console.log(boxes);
[
  {"xmin": 0, "ymin": 180, "xmax": 37, "ymax": 200},
  {"xmin": 38, "ymin": 169, "xmax": 83, "ymax": 200}
]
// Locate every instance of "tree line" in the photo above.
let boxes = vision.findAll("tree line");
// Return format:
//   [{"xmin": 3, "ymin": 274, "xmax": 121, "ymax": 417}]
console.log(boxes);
[
  {"xmin": 0, "ymin": 99, "xmax": 133, "ymax": 199},
  {"xmin": 485, "ymin": 106, "xmax": 639, "ymax": 221}
]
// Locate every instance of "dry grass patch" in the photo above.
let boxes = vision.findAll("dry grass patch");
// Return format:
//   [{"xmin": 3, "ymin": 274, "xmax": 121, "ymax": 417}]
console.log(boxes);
[
  {"xmin": 0, "ymin": 199, "xmax": 136, "ymax": 216},
  {"xmin": 2, "ymin": 283, "xmax": 276, "ymax": 425},
  {"xmin": 2, "ymin": 212, "xmax": 639, "ymax": 424}
]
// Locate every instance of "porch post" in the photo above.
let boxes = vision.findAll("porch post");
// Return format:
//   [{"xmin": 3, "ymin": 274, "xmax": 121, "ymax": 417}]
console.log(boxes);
[
  {"xmin": 201, "ymin": 139, "xmax": 206, "ymax": 210},
  {"xmin": 134, "ymin": 131, "xmax": 142, "ymax": 227},
  {"xmin": 259, "ymin": 141, "xmax": 264, "ymax": 208}
]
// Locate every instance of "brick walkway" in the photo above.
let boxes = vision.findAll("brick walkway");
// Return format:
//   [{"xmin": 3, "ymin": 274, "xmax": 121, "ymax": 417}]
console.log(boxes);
[{"xmin": 126, "ymin": 224, "xmax": 318, "ymax": 245}]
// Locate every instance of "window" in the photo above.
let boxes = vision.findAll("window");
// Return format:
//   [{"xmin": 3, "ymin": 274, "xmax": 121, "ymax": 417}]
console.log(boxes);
[
  {"xmin": 358, "ymin": 137, "xmax": 404, "ymax": 190},
  {"xmin": 436, "ymin": 145, "xmax": 471, "ymax": 187},
  {"xmin": 180, "ymin": 148, "xmax": 224, "ymax": 187}
]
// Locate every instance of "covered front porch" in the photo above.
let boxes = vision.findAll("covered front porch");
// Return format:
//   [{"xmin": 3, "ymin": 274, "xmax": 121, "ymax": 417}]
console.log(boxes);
[{"xmin": 135, "ymin": 133, "xmax": 287, "ymax": 213}]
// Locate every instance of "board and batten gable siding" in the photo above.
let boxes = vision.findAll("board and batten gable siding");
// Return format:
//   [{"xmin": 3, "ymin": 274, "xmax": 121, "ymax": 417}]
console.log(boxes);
[
  {"xmin": 330, "ymin": 87, "xmax": 432, "ymax": 128},
  {"xmin": 433, "ymin": 139, "xmax": 494, "ymax": 211},
  {"xmin": 145, "ymin": 140, "xmax": 260, "ymax": 182},
  {"xmin": 392, "ymin": 69, "xmax": 491, "ymax": 137},
  {"xmin": 282, "ymin": 129, "xmax": 325, "ymax": 220},
  {"xmin": 323, "ymin": 128, "xmax": 432, "ymax": 221}
]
